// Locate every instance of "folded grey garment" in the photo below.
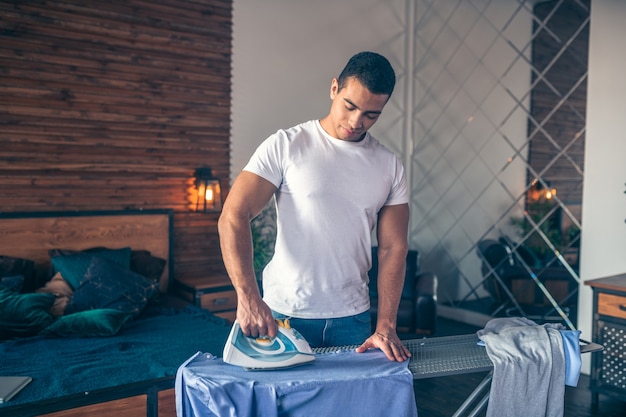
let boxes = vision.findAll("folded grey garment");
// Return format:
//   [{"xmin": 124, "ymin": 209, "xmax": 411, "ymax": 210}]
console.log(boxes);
[
  {"xmin": 477, "ymin": 317, "xmax": 581, "ymax": 386},
  {"xmin": 477, "ymin": 317, "xmax": 566, "ymax": 417},
  {"xmin": 476, "ymin": 316, "xmax": 538, "ymax": 336},
  {"xmin": 476, "ymin": 316, "xmax": 566, "ymax": 339}
]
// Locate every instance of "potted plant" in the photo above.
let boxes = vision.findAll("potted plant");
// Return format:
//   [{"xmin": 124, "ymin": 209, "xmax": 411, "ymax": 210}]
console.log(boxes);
[
  {"xmin": 509, "ymin": 184, "xmax": 579, "ymax": 266},
  {"xmin": 251, "ymin": 202, "xmax": 276, "ymax": 282}
]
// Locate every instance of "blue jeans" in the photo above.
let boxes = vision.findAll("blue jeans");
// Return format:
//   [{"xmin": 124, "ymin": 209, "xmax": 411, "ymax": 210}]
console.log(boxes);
[{"xmin": 271, "ymin": 310, "xmax": 371, "ymax": 348}]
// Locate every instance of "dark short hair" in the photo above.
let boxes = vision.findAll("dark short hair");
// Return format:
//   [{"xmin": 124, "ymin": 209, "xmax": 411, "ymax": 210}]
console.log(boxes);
[{"xmin": 337, "ymin": 51, "xmax": 396, "ymax": 97}]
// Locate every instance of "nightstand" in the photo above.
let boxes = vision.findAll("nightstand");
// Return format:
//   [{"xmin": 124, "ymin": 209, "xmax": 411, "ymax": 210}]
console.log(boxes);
[
  {"xmin": 173, "ymin": 275, "xmax": 237, "ymax": 323},
  {"xmin": 584, "ymin": 273, "xmax": 626, "ymax": 404}
]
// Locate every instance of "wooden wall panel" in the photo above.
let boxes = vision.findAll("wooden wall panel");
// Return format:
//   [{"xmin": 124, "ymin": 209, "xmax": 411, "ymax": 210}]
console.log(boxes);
[
  {"xmin": 528, "ymin": 0, "xmax": 589, "ymax": 207},
  {"xmin": 0, "ymin": 0, "xmax": 232, "ymax": 281}
]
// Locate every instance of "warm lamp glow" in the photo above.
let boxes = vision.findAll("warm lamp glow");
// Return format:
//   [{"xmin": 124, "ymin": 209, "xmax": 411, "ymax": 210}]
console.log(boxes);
[
  {"xmin": 194, "ymin": 168, "xmax": 222, "ymax": 212},
  {"xmin": 528, "ymin": 179, "xmax": 556, "ymax": 202}
]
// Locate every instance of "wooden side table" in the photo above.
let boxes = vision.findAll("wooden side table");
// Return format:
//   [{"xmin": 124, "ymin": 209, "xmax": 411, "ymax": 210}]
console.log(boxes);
[
  {"xmin": 173, "ymin": 275, "xmax": 237, "ymax": 323},
  {"xmin": 584, "ymin": 273, "xmax": 626, "ymax": 404}
]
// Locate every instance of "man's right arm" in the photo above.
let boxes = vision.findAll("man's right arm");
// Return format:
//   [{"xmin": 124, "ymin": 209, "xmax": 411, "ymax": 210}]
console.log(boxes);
[{"xmin": 217, "ymin": 171, "xmax": 278, "ymax": 338}]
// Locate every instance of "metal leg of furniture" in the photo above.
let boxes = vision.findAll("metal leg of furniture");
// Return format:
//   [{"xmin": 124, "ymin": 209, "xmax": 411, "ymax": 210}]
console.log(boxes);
[
  {"xmin": 466, "ymin": 393, "xmax": 490, "ymax": 417},
  {"xmin": 451, "ymin": 371, "xmax": 492, "ymax": 417}
]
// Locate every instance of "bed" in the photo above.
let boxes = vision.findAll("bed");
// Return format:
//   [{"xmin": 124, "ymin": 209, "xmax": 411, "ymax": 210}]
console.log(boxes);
[{"xmin": 0, "ymin": 210, "xmax": 233, "ymax": 417}]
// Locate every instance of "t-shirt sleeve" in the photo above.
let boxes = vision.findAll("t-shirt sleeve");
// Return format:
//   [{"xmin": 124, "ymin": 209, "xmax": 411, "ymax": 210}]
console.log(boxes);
[
  {"xmin": 385, "ymin": 156, "xmax": 409, "ymax": 206},
  {"xmin": 242, "ymin": 132, "xmax": 285, "ymax": 188}
]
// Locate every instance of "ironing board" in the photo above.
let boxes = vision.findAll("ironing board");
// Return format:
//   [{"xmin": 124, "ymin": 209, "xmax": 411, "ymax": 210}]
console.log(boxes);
[
  {"xmin": 176, "ymin": 334, "xmax": 602, "ymax": 417},
  {"xmin": 176, "ymin": 348, "xmax": 418, "ymax": 417},
  {"xmin": 314, "ymin": 334, "xmax": 603, "ymax": 417}
]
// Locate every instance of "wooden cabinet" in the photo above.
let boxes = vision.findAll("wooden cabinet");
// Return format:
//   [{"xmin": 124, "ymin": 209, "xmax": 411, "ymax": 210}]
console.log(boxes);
[
  {"xmin": 173, "ymin": 275, "xmax": 237, "ymax": 322},
  {"xmin": 584, "ymin": 274, "xmax": 626, "ymax": 404}
]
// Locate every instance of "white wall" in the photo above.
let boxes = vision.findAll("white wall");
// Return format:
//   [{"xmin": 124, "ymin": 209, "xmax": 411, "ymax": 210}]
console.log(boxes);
[
  {"xmin": 578, "ymin": 0, "xmax": 626, "ymax": 373},
  {"xmin": 231, "ymin": 0, "xmax": 408, "ymax": 179}
]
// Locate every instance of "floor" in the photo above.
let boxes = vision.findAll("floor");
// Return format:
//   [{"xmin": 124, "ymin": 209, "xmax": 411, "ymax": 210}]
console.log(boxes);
[{"xmin": 402, "ymin": 317, "xmax": 625, "ymax": 417}]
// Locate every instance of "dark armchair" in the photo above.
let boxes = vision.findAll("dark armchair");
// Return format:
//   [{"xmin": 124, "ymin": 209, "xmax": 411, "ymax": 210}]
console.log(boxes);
[
  {"xmin": 368, "ymin": 247, "xmax": 437, "ymax": 335},
  {"xmin": 476, "ymin": 237, "xmax": 577, "ymax": 321}
]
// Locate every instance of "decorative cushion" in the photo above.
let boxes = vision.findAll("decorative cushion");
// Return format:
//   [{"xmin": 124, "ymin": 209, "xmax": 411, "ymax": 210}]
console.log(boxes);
[
  {"xmin": 0, "ymin": 286, "xmax": 55, "ymax": 340},
  {"xmin": 65, "ymin": 257, "xmax": 159, "ymax": 316},
  {"xmin": 36, "ymin": 272, "xmax": 74, "ymax": 317},
  {"xmin": 130, "ymin": 250, "xmax": 167, "ymax": 284},
  {"xmin": 41, "ymin": 308, "xmax": 133, "ymax": 337},
  {"xmin": 0, "ymin": 255, "xmax": 35, "ymax": 292},
  {"xmin": 0, "ymin": 275, "xmax": 24, "ymax": 292},
  {"xmin": 49, "ymin": 247, "xmax": 165, "ymax": 293},
  {"xmin": 48, "ymin": 246, "xmax": 131, "ymax": 258},
  {"xmin": 50, "ymin": 247, "xmax": 132, "ymax": 290}
]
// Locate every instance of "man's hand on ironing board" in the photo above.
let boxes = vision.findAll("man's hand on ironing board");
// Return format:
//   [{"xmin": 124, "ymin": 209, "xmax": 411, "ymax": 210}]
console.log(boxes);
[
  {"xmin": 235, "ymin": 294, "xmax": 277, "ymax": 339},
  {"xmin": 356, "ymin": 329, "xmax": 411, "ymax": 362}
]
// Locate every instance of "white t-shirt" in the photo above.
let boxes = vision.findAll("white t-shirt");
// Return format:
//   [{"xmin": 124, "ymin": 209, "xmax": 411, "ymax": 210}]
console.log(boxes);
[{"xmin": 243, "ymin": 120, "xmax": 408, "ymax": 318}]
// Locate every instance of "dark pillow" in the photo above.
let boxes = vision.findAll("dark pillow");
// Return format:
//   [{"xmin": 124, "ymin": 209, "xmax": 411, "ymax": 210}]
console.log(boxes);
[
  {"xmin": 0, "ymin": 286, "xmax": 55, "ymax": 340},
  {"xmin": 50, "ymin": 247, "xmax": 132, "ymax": 290},
  {"xmin": 47, "ymin": 247, "xmax": 110, "ymax": 283},
  {"xmin": 49, "ymin": 248, "xmax": 166, "ymax": 283},
  {"xmin": 130, "ymin": 250, "xmax": 167, "ymax": 284},
  {"xmin": 48, "ymin": 246, "xmax": 130, "ymax": 258},
  {"xmin": 65, "ymin": 257, "xmax": 158, "ymax": 316},
  {"xmin": 0, "ymin": 275, "xmax": 24, "ymax": 292},
  {"xmin": 0, "ymin": 255, "xmax": 35, "ymax": 292},
  {"xmin": 41, "ymin": 309, "xmax": 133, "ymax": 337}
]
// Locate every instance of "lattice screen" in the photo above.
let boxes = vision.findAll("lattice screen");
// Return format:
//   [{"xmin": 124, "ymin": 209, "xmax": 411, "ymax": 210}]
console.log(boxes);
[{"xmin": 403, "ymin": 0, "xmax": 589, "ymax": 328}]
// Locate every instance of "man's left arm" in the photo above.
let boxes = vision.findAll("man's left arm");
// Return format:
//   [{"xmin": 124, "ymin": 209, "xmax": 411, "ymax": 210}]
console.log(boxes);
[{"xmin": 355, "ymin": 203, "xmax": 411, "ymax": 361}]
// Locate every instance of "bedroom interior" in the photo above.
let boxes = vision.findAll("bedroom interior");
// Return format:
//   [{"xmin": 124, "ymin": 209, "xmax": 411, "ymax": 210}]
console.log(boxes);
[
  {"xmin": 1, "ymin": 0, "xmax": 625, "ymax": 416},
  {"xmin": 1, "ymin": 1, "xmax": 235, "ymax": 416}
]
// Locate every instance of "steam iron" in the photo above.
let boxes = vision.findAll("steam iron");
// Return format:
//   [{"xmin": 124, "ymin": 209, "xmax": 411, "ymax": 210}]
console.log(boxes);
[{"xmin": 223, "ymin": 318, "xmax": 315, "ymax": 370}]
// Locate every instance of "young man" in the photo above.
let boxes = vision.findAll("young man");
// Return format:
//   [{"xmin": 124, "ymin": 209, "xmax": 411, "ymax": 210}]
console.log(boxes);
[{"xmin": 218, "ymin": 51, "xmax": 411, "ymax": 362}]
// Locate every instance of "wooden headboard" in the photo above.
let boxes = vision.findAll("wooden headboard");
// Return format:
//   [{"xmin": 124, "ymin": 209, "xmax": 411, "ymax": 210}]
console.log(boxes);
[{"xmin": 0, "ymin": 210, "xmax": 173, "ymax": 292}]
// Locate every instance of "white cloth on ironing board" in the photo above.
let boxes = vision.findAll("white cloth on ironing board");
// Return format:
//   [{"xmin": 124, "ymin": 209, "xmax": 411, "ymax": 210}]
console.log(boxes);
[{"xmin": 477, "ymin": 317, "xmax": 566, "ymax": 417}]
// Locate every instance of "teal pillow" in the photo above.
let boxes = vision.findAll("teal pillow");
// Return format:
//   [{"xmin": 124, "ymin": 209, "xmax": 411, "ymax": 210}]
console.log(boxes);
[
  {"xmin": 51, "ymin": 247, "xmax": 132, "ymax": 290},
  {"xmin": 41, "ymin": 309, "xmax": 132, "ymax": 337},
  {"xmin": 65, "ymin": 257, "xmax": 158, "ymax": 316},
  {"xmin": 0, "ymin": 286, "xmax": 55, "ymax": 339}
]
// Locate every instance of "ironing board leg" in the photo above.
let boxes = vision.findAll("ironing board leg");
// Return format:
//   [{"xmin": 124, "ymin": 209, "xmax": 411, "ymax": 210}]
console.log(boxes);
[
  {"xmin": 451, "ymin": 371, "xmax": 492, "ymax": 417},
  {"xmin": 465, "ymin": 394, "xmax": 490, "ymax": 417}
]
